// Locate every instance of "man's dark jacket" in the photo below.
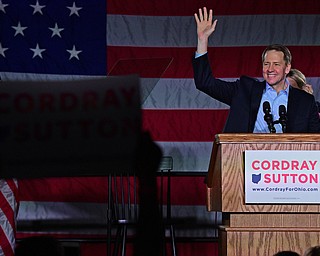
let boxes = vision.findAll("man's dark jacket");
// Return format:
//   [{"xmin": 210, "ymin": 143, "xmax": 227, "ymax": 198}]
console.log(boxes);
[{"xmin": 192, "ymin": 53, "xmax": 320, "ymax": 133}]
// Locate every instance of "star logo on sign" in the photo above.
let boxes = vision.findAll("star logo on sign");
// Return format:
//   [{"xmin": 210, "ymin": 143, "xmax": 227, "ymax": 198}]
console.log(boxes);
[
  {"xmin": 67, "ymin": 2, "xmax": 82, "ymax": 17},
  {"xmin": 30, "ymin": 43, "xmax": 46, "ymax": 59},
  {"xmin": 0, "ymin": 0, "xmax": 9, "ymax": 13},
  {"xmin": 67, "ymin": 45, "xmax": 82, "ymax": 60},
  {"xmin": 49, "ymin": 23, "xmax": 64, "ymax": 38},
  {"xmin": 0, "ymin": 42, "xmax": 9, "ymax": 57},
  {"xmin": 12, "ymin": 22, "xmax": 28, "ymax": 37},
  {"xmin": 30, "ymin": 0, "xmax": 46, "ymax": 15}
]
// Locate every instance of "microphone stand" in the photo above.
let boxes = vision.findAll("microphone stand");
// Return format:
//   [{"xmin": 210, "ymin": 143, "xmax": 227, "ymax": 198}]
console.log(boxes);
[
  {"xmin": 264, "ymin": 113, "xmax": 276, "ymax": 133},
  {"xmin": 273, "ymin": 118, "xmax": 287, "ymax": 133},
  {"xmin": 263, "ymin": 101, "xmax": 276, "ymax": 133},
  {"xmin": 278, "ymin": 117, "xmax": 287, "ymax": 133},
  {"xmin": 278, "ymin": 105, "xmax": 287, "ymax": 133}
]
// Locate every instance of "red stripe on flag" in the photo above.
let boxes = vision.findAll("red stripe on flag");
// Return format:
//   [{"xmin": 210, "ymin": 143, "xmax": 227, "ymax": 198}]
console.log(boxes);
[
  {"xmin": 107, "ymin": 58, "xmax": 173, "ymax": 78},
  {"xmin": 19, "ymin": 176, "xmax": 208, "ymax": 205},
  {"xmin": 80, "ymin": 239, "xmax": 218, "ymax": 256},
  {"xmin": 0, "ymin": 227, "xmax": 14, "ymax": 256},
  {"xmin": 107, "ymin": 46, "xmax": 320, "ymax": 78},
  {"xmin": 162, "ymin": 176, "xmax": 207, "ymax": 205},
  {"xmin": 107, "ymin": 0, "xmax": 320, "ymax": 16},
  {"xmin": 0, "ymin": 192, "xmax": 15, "ymax": 233},
  {"xmin": 107, "ymin": 46, "xmax": 196, "ymax": 78},
  {"xmin": 142, "ymin": 109, "xmax": 228, "ymax": 142},
  {"xmin": 19, "ymin": 177, "xmax": 108, "ymax": 202},
  {"xmin": 0, "ymin": 189, "xmax": 15, "ymax": 256},
  {"xmin": 5, "ymin": 180, "xmax": 19, "ymax": 207}
]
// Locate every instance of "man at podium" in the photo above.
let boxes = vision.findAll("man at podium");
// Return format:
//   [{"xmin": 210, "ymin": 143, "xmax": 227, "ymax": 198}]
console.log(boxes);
[{"xmin": 192, "ymin": 7, "xmax": 320, "ymax": 133}]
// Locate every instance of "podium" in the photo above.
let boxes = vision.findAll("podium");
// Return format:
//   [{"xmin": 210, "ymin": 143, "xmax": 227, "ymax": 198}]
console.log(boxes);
[{"xmin": 206, "ymin": 134, "xmax": 320, "ymax": 256}]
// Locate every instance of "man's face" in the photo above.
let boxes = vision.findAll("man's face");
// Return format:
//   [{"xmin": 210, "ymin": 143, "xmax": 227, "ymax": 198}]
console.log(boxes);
[{"xmin": 262, "ymin": 50, "xmax": 291, "ymax": 88}]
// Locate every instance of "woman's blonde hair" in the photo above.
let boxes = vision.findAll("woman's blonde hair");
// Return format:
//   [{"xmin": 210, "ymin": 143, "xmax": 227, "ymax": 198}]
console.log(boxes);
[{"xmin": 287, "ymin": 69, "xmax": 306, "ymax": 89}]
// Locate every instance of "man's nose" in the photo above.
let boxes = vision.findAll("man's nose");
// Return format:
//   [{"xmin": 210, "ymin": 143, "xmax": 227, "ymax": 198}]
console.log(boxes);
[{"xmin": 267, "ymin": 64, "xmax": 275, "ymax": 72}]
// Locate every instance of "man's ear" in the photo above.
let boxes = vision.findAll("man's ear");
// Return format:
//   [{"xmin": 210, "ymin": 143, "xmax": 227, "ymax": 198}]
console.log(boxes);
[{"xmin": 285, "ymin": 64, "xmax": 291, "ymax": 75}]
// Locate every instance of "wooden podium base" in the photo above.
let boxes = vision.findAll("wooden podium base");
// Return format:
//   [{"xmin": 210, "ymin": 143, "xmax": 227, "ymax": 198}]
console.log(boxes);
[
  {"xmin": 206, "ymin": 135, "xmax": 320, "ymax": 256},
  {"xmin": 219, "ymin": 214, "xmax": 320, "ymax": 256}
]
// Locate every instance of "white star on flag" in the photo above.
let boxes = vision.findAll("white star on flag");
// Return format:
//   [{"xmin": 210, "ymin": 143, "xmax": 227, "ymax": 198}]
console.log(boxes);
[
  {"xmin": 30, "ymin": 43, "xmax": 46, "ymax": 58},
  {"xmin": 30, "ymin": 0, "xmax": 46, "ymax": 15},
  {"xmin": 49, "ymin": 23, "xmax": 64, "ymax": 38},
  {"xmin": 0, "ymin": 42, "xmax": 9, "ymax": 57},
  {"xmin": 67, "ymin": 45, "xmax": 82, "ymax": 60},
  {"xmin": 67, "ymin": 2, "xmax": 82, "ymax": 17},
  {"xmin": 1, "ymin": 0, "xmax": 105, "ymax": 75},
  {"xmin": 0, "ymin": 0, "xmax": 9, "ymax": 13},
  {"xmin": 12, "ymin": 22, "xmax": 27, "ymax": 37}
]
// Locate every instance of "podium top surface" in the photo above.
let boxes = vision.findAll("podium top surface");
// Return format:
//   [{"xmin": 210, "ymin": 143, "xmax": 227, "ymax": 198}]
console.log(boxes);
[{"xmin": 215, "ymin": 133, "xmax": 320, "ymax": 144}]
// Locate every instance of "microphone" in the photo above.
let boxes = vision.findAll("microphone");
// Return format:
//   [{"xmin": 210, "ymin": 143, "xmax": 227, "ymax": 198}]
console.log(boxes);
[
  {"xmin": 263, "ymin": 101, "xmax": 276, "ymax": 133},
  {"xmin": 278, "ymin": 105, "xmax": 287, "ymax": 133}
]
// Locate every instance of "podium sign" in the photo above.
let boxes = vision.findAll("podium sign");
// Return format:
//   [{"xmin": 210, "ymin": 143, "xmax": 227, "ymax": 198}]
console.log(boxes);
[
  {"xmin": 245, "ymin": 150, "xmax": 320, "ymax": 204},
  {"xmin": 0, "ymin": 75, "xmax": 141, "ymax": 178}
]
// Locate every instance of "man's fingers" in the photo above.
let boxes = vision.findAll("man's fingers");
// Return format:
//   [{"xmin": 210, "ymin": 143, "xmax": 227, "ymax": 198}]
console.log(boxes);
[
  {"xmin": 203, "ymin": 7, "xmax": 208, "ymax": 21},
  {"xmin": 195, "ymin": 7, "xmax": 216, "ymax": 27},
  {"xmin": 208, "ymin": 9, "xmax": 213, "ymax": 21},
  {"xmin": 194, "ymin": 13, "xmax": 199, "ymax": 24},
  {"xmin": 198, "ymin": 8, "xmax": 203, "ymax": 21}
]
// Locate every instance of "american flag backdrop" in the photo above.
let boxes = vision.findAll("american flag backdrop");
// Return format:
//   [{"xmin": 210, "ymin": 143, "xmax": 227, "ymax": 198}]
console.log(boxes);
[{"xmin": 1, "ymin": 0, "xmax": 320, "ymax": 255}]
